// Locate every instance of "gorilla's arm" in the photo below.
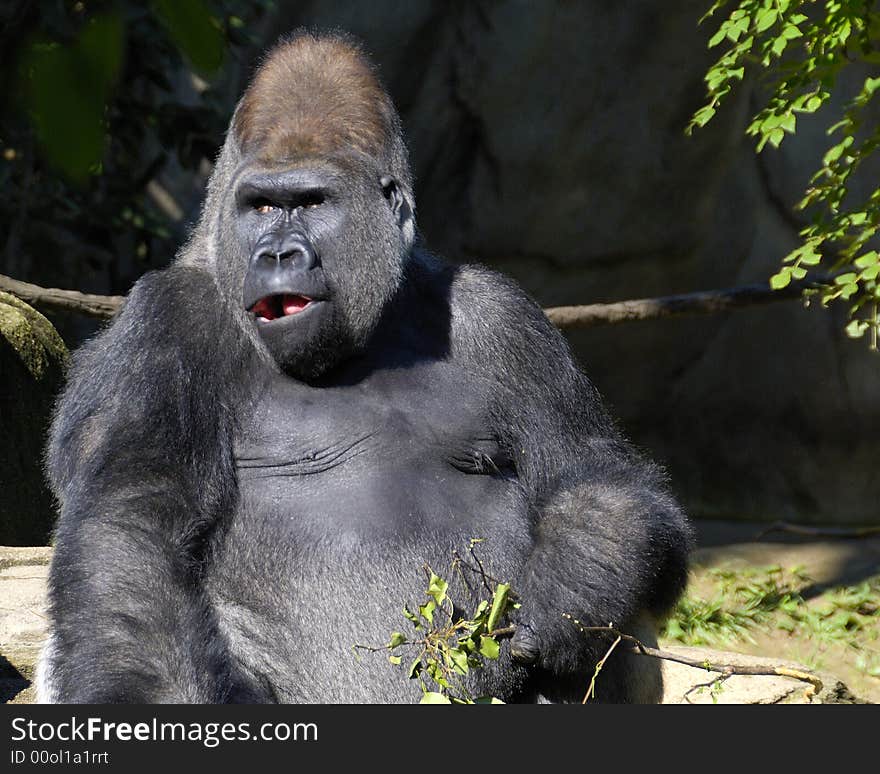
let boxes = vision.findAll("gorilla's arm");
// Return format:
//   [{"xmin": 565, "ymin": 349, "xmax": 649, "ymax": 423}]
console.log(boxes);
[
  {"xmin": 452, "ymin": 265, "xmax": 693, "ymax": 678},
  {"xmin": 44, "ymin": 266, "xmax": 255, "ymax": 702}
]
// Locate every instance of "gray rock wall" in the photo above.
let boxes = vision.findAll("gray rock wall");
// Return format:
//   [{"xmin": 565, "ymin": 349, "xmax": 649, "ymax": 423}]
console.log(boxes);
[{"xmin": 261, "ymin": 1, "xmax": 880, "ymax": 524}]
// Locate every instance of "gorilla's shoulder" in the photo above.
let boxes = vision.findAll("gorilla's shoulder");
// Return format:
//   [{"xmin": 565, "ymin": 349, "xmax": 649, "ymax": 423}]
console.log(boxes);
[
  {"xmin": 120, "ymin": 265, "xmax": 222, "ymax": 321},
  {"xmin": 446, "ymin": 262, "xmax": 560, "ymax": 341}
]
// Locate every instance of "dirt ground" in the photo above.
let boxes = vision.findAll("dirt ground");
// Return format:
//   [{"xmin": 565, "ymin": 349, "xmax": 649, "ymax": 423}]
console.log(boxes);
[{"xmin": 678, "ymin": 520, "xmax": 880, "ymax": 703}]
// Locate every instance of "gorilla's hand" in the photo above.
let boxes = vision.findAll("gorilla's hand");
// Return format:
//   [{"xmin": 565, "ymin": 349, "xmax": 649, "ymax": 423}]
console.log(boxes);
[
  {"xmin": 506, "ymin": 474, "xmax": 690, "ymax": 678},
  {"xmin": 509, "ymin": 623, "xmax": 541, "ymax": 666},
  {"xmin": 508, "ymin": 597, "xmax": 594, "ymax": 674}
]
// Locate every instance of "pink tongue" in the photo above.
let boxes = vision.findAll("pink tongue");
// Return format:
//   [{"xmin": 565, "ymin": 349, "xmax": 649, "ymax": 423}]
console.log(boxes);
[
  {"xmin": 252, "ymin": 297, "xmax": 278, "ymax": 321},
  {"xmin": 282, "ymin": 294, "xmax": 310, "ymax": 315}
]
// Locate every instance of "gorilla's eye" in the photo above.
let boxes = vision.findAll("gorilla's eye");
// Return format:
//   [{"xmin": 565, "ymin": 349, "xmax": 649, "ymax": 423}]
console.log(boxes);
[
  {"xmin": 254, "ymin": 200, "xmax": 280, "ymax": 215},
  {"xmin": 300, "ymin": 191, "xmax": 325, "ymax": 209}
]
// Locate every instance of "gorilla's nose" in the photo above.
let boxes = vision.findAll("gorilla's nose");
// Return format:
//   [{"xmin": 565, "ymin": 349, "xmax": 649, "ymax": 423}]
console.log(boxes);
[{"xmin": 251, "ymin": 233, "xmax": 317, "ymax": 271}]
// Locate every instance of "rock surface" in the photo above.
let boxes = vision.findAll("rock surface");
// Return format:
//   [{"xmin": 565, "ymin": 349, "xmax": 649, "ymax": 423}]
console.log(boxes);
[
  {"xmin": 1, "ymin": 544, "xmax": 866, "ymax": 705},
  {"xmin": 660, "ymin": 645, "xmax": 861, "ymax": 704},
  {"xmin": 0, "ymin": 546, "xmax": 51, "ymax": 704}
]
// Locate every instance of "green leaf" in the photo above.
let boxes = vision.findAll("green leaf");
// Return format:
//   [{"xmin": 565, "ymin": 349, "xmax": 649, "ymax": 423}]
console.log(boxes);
[
  {"xmin": 22, "ymin": 14, "xmax": 123, "ymax": 183},
  {"xmin": 854, "ymin": 251, "xmax": 878, "ymax": 268},
  {"xmin": 388, "ymin": 631, "xmax": 407, "ymax": 649},
  {"xmin": 472, "ymin": 600, "xmax": 490, "ymax": 619},
  {"xmin": 420, "ymin": 692, "xmax": 452, "ymax": 704},
  {"xmin": 823, "ymin": 137, "xmax": 853, "ymax": 166},
  {"xmin": 804, "ymin": 95, "xmax": 824, "ymax": 113},
  {"xmin": 755, "ymin": 9, "xmax": 777, "ymax": 33},
  {"xmin": 767, "ymin": 127, "xmax": 785, "ymax": 148},
  {"xmin": 790, "ymin": 266, "xmax": 807, "ymax": 280},
  {"xmin": 448, "ymin": 648, "xmax": 470, "ymax": 675},
  {"xmin": 408, "ymin": 658, "xmax": 423, "ymax": 679},
  {"xmin": 427, "ymin": 573, "xmax": 449, "ymax": 607},
  {"xmin": 709, "ymin": 27, "xmax": 728, "ymax": 48},
  {"xmin": 403, "ymin": 605, "xmax": 421, "ymax": 627},
  {"xmin": 458, "ymin": 635, "xmax": 478, "ymax": 654},
  {"xmin": 389, "ymin": 655, "xmax": 402, "ymax": 665},
  {"xmin": 479, "ymin": 636, "xmax": 501, "ymax": 660},
  {"xmin": 473, "ymin": 696, "xmax": 505, "ymax": 704},
  {"xmin": 770, "ymin": 269, "xmax": 792, "ymax": 289},
  {"xmin": 834, "ymin": 273, "xmax": 858, "ymax": 285},
  {"xmin": 796, "ymin": 241, "xmax": 823, "ymax": 266},
  {"xmin": 772, "ymin": 36, "xmax": 788, "ymax": 56},
  {"xmin": 419, "ymin": 599, "xmax": 436, "ymax": 625},
  {"xmin": 487, "ymin": 583, "xmax": 511, "ymax": 632}
]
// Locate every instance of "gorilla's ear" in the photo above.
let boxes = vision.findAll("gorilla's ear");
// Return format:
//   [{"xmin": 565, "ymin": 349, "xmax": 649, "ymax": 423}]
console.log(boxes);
[{"xmin": 380, "ymin": 175, "xmax": 415, "ymax": 247}]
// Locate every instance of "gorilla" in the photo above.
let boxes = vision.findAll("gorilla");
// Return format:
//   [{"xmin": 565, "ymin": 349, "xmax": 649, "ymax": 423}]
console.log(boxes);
[{"xmin": 37, "ymin": 32, "xmax": 691, "ymax": 703}]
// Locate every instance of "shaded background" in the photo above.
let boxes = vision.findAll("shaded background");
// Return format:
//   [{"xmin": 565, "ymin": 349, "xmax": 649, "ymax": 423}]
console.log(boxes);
[{"xmin": 1, "ymin": 0, "xmax": 878, "ymax": 544}]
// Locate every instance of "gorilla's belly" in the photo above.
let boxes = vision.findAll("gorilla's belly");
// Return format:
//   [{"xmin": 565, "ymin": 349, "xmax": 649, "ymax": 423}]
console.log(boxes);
[
  {"xmin": 208, "ymin": 368, "xmax": 533, "ymax": 702},
  {"xmin": 211, "ymin": 470, "xmax": 529, "ymax": 702}
]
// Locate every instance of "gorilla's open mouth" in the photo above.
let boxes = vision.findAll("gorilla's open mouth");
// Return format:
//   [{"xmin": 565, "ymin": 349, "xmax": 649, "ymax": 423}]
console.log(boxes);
[{"xmin": 249, "ymin": 294, "xmax": 313, "ymax": 323}]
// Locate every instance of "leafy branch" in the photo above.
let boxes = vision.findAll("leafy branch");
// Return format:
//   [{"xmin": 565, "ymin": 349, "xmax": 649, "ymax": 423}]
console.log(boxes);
[
  {"xmin": 353, "ymin": 540, "xmax": 517, "ymax": 704},
  {"xmin": 689, "ymin": 0, "xmax": 880, "ymax": 348}
]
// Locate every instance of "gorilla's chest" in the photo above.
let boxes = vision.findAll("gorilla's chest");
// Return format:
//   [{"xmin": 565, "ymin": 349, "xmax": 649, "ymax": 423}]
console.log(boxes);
[{"xmin": 233, "ymin": 361, "xmax": 517, "ymax": 536}]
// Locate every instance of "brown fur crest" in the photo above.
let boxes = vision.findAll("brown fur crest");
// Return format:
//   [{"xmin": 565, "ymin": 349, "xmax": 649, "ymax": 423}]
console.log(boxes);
[{"xmin": 234, "ymin": 32, "xmax": 398, "ymax": 166}]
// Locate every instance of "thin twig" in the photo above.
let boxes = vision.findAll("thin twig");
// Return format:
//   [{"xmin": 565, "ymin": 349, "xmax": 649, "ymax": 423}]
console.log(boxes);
[
  {"xmin": 451, "ymin": 545, "xmax": 515, "ymax": 599},
  {"xmin": 564, "ymin": 617, "xmax": 824, "ymax": 696},
  {"xmin": 486, "ymin": 625, "xmax": 516, "ymax": 638},
  {"xmin": 583, "ymin": 630, "xmax": 622, "ymax": 703}
]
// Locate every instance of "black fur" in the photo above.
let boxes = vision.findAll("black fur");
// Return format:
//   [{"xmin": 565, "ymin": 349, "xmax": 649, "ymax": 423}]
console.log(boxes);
[{"xmin": 41, "ymin": 33, "xmax": 692, "ymax": 704}]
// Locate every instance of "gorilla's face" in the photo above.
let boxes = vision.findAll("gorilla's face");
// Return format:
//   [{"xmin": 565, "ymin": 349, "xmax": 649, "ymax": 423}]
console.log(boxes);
[{"xmin": 233, "ymin": 158, "xmax": 410, "ymax": 380}]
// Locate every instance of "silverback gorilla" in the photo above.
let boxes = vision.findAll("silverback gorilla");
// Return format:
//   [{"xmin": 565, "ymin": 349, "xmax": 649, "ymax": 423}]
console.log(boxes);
[{"xmin": 38, "ymin": 32, "xmax": 692, "ymax": 703}]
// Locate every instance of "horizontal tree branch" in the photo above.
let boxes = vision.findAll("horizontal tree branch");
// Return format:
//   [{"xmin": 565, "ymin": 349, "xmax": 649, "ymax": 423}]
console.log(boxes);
[
  {"xmin": 543, "ymin": 275, "xmax": 831, "ymax": 329},
  {"xmin": 0, "ymin": 271, "xmax": 831, "ymax": 328},
  {"xmin": 0, "ymin": 273, "xmax": 124, "ymax": 319},
  {"xmin": 753, "ymin": 520, "xmax": 880, "ymax": 540}
]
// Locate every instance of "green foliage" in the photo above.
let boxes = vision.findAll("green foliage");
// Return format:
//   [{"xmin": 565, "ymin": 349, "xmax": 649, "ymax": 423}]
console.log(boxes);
[
  {"xmin": 152, "ymin": 0, "xmax": 226, "ymax": 78},
  {"xmin": 21, "ymin": 13, "xmax": 124, "ymax": 183},
  {"xmin": 0, "ymin": 1, "xmax": 268, "ymax": 300},
  {"xmin": 663, "ymin": 565, "xmax": 880, "ymax": 677},
  {"xmin": 355, "ymin": 542, "xmax": 516, "ymax": 704},
  {"xmin": 663, "ymin": 565, "xmax": 810, "ymax": 645},
  {"xmin": 690, "ymin": 0, "xmax": 880, "ymax": 348}
]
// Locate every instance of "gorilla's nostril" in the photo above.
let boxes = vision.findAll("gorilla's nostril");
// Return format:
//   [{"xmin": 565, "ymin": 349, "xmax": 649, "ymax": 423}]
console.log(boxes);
[
  {"xmin": 278, "ymin": 247, "xmax": 305, "ymax": 264},
  {"xmin": 252, "ymin": 239, "xmax": 317, "ymax": 271}
]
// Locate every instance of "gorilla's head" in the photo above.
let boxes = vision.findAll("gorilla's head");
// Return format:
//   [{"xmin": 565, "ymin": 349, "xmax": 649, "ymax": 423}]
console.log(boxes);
[{"xmin": 200, "ymin": 32, "xmax": 416, "ymax": 380}]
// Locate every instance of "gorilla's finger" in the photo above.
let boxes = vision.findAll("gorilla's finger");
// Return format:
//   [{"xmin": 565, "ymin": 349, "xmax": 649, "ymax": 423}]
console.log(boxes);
[{"xmin": 510, "ymin": 623, "xmax": 541, "ymax": 665}]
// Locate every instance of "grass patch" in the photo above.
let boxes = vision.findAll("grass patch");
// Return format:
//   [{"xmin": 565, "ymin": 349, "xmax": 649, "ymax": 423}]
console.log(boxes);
[{"xmin": 662, "ymin": 565, "xmax": 880, "ymax": 678}]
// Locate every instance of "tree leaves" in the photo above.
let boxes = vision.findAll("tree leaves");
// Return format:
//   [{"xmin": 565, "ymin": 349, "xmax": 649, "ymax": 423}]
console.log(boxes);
[{"xmin": 690, "ymin": 0, "xmax": 880, "ymax": 349}]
